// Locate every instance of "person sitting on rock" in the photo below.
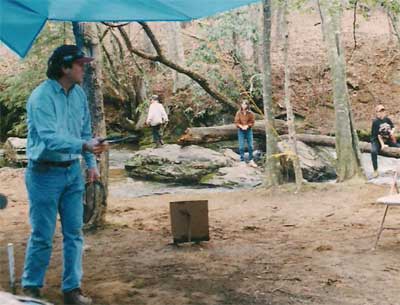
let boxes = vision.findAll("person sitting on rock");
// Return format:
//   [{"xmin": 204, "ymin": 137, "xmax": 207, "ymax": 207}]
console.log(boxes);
[
  {"xmin": 146, "ymin": 95, "xmax": 168, "ymax": 148},
  {"xmin": 371, "ymin": 104, "xmax": 400, "ymax": 178},
  {"xmin": 234, "ymin": 100, "xmax": 257, "ymax": 168}
]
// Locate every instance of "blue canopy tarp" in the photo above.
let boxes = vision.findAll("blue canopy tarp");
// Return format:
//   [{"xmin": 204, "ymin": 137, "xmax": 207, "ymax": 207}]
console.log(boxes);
[{"xmin": 0, "ymin": 0, "xmax": 259, "ymax": 58}]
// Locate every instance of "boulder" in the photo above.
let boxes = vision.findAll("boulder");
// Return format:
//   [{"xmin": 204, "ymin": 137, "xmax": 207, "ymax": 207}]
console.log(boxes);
[
  {"xmin": 125, "ymin": 144, "xmax": 233, "ymax": 183},
  {"xmin": 125, "ymin": 142, "xmax": 338, "ymax": 186},
  {"xmin": 221, "ymin": 148, "xmax": 240, "ymax": 162},
  {"xmin": 278, "ymin": 141, "xmax": 337, "ymax": 182},
  {"xmin": 200, "ymin": 164, "xmax": 264, "ymax": 188},
  {"xmin": 4, "ymin": 137, "xmax": 27, "ymax": 165}
]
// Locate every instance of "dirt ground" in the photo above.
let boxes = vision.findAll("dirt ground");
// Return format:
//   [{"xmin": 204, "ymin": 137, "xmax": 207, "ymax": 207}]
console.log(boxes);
[{"xmin": 0, "ymin": 168, "xmax": 399, "ymax": 305}]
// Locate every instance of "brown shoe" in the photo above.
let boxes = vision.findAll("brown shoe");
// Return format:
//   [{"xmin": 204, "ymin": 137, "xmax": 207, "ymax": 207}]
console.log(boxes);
[
  {"xmin": 22, "ymin": 286, "xmax": 41, "ymax": 299},
  {"xmin": 64, "ymin": 288, "xmax": 92, "ymax": 305}
]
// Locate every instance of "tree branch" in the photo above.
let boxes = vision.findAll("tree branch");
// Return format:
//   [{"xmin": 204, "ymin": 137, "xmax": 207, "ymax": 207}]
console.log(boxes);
[
  {"xmin": 117, "ymin": 23, "xmax": 238, "ymax": 111},
  {"xmin": 353, "ymin": 0, "xmax": 358, "ymax": 50},
  {"xmin": 109, "ymin": 29, "xmax": 144, "ymax": 74},
  {"xmin": 138, "ymin": 22, "xmax": 164, "ymax": 56}
]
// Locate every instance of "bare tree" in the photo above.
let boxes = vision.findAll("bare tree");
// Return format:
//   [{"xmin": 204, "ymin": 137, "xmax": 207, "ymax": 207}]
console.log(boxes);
[
  {"xmin": 262, "ymin": 0, "xmax": 284, "ymax": 186},
  {"xmin": 73, "ymin": 22, "xmax": 109, "ymax": 227},
  {"xmin": 167, "ymin": 22, "xmax": 189, "ymax": 93},
  {"xmin": 100, "ymin": 26, "xmax": 147, "ymax": 124},
  {"xmin": 282, "ymin": 0, "xmax": 303, "ymax": 189},
  {"xmin": 116, "ymin": 23, "xmax": 239, "ymax": 111},
  {"xmin": 274, "ymin": 0, "xmax": 285, "ymax": 45},
  {"xmin": 319, "ymin": 1, "xmax": 364, "ymax": 181}
]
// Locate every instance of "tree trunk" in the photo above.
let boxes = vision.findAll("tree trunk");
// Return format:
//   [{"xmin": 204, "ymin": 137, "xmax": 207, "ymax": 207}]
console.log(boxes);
[
  {"xmin": 102, "ymin": 28, "xmax": 147, "ymax": 123},
  {"xmin": 274, "ymin": 0, "xmax": 285, "ymax": 45},
  {"xmin": 167, "ymin": 22, "xmax": 188, "ymax": 93},
  {"xmin": 73, "ymin": 22, "xmax": 109, "ymax": 228},
  {"xmin": 262, "ymin": 0, "xmax": 283, "ymax": 186},
  {"xmin": 142, "ymin": 23, "xmax": 156, "ymax": 70},
  {"xmin": 316, "ymin": 0, "xmax": 326, "ymax": 41},
  {"xmin": 388, "ymin": 11, "xmax": 400, "ymax": 48},
  {"xmin": 251, "ymin": 3, "xmax": 263, "ymax": 72},
  {"xmin": 287, "ymin": 134, "xmax": 400, "ymax": 158},
  {"xmin": 319, "ymin": 1, "xmax": 364, "ymax": 181},
  {"xmin": 282, "ymin": 0, "xmax": 303, "ymax": 190},
  {"xmin": 178, "ymin": 119, "xmax": 303, "ymax": 145}
]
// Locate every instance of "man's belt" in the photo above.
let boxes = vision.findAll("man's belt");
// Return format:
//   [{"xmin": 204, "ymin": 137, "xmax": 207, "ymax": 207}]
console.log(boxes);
[{"xmin": 34, "ymin": 160, "xmax": 78, "ymax": 168}]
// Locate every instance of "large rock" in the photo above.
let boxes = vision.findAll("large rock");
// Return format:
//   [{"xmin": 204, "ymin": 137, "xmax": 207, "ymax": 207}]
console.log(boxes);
[
  {"xmin": 200, "ymin": 164, "xmax": 264, "ymax": 188},
  {"xmin": 4, "ymin": 137, "xmax": 27, "ymax": 165},
  {"xmin": 125, "ymin": 144, "xmax": 233, "ymax": 183},
  {"xmin": 278, "ymin": 141, "xmax": 337, "ymax": 182}
]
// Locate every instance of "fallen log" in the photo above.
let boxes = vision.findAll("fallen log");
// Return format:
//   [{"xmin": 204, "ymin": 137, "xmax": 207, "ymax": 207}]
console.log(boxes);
[
  {"xmin": 179, "ymin": 121, "xmax": 400, "ymax": 158},
  {"xmin": 291, "ymin": 134, "xmax": 400, "ymax": 158},
  {"xmin": 178, "ymin": 120, "xmax": 307, "ymax": 145}
]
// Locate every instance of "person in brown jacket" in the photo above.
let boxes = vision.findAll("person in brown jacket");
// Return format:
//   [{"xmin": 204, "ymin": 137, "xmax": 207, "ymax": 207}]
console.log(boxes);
[{"xmin": 234, "ymin": 100, "xmax": 257, "ymax": 167}]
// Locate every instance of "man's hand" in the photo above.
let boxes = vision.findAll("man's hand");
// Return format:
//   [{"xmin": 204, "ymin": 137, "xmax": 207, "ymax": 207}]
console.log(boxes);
[
  {"xmin": 84, "ymin": 138, "xmax": 109, "ymax": 156},
  {"xmin": 92, "ymin": 141, "xmax": 109, "ymax": 156},
  {"xmin": 83, "ymin": 138, "xmax": 99, "ymax": 153},
  {"xmin": 242, "ymin": 125, "xmax": 248, "ymax": 131},
  {"xmin": 87, "ymin": 167, "xmax": 100, "ymax": 183}
]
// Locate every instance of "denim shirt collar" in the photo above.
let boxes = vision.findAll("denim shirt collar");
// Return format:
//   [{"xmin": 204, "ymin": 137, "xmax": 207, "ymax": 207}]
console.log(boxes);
[{"xmin": 48, "ymin": 79, "xmax": 76, "ymax": 95}]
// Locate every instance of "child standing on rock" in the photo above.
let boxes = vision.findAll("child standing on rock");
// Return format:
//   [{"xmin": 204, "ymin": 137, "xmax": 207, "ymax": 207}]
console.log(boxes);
[
  {"xmin": 146, "ymin": 95, "xmax": 169, "ymax": 148},
  {"xmin": 234, "ymin": 100, "xmax": 258, "ymax": 168}
]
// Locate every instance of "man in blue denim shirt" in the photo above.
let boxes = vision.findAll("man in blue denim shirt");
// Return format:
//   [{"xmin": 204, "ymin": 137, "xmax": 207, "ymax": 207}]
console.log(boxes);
[{"xmin": 22, "ymin": 45, "xmax": 108, "ymax": 305}]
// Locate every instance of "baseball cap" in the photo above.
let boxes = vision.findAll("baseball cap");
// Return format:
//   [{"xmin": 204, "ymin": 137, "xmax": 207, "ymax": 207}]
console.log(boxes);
[
  {"xmin": 48, "ymin": 45, "xmax": 94, "ymax": 66},
  {"xmin": 375, "ymin": 104, "xmax": 385, "ymax": 112}
]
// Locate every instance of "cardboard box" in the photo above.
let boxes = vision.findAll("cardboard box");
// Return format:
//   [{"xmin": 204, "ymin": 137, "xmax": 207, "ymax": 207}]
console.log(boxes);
[{"xmin": 169, "ymin": 200, "xmax": 209, "ymax": 244}]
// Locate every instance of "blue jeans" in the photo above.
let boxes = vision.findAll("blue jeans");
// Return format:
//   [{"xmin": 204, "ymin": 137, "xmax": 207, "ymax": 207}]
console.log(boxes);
[
  {"xmin": 238, "ymin": 128, "xmax": 254, "ymax": 162},
  {"xmin": 371, "ymin": 139, "xmax": 400, "ymax": 170},
  {"xmin": 22, "ymin": 160, "xmax": 85, "ymax": 292},
  {"xmin": 152, "ymin": 124, "xmax": 162, "ymax": 144}
]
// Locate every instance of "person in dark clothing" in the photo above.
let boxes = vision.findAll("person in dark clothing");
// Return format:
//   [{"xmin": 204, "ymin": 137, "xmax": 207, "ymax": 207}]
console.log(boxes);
[{"xmin": 371, "ymin": 104, "xmax": 400, "ymax": 178}]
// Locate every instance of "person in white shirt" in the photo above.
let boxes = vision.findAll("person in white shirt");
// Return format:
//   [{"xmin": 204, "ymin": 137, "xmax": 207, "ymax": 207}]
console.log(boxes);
[{"xmin": 146, "ymin": 95, "xmax": 169, "ymax": 147}]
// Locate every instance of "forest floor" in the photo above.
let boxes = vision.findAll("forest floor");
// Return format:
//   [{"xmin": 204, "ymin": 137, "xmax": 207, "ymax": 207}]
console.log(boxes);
[{"xmin": 0, "ymin": 168, "xmax": 399, "ymax": 305}]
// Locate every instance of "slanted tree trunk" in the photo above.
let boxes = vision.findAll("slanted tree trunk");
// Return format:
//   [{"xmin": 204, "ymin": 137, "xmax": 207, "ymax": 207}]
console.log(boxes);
[
  {"xmin": 167, "ymin": 22, "xmax": 188, "ymax": 93},
  {"xmin": 282, "ymin": 0, "xmax": 303, "ymax": 189},
  {"xmin": 319, "ymin": 1, "xmax": 364, "ymax": 181},
  {"xmin": 73, "ymin": 22, "xmax": 109, "ymax": 228},
  {"xmin": 262, "ymin": 0, "xmax": 283, "ymax": 186}
]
